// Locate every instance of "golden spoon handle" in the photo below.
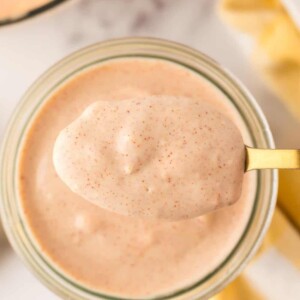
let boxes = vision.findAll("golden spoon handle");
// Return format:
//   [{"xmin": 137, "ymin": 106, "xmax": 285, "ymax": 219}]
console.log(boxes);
[{"xmin": 246, "ymin": 147, "xmax": 300, "ymax": 171}]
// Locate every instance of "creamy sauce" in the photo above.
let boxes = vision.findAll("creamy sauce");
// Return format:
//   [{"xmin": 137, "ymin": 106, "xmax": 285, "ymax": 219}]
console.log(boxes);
[
  {"xmin": 0, "ymin": 0, "xmax": 51, "ymax": 20},
  {"xmin": 53, "ymin": 96, "xmax": 245, "ymax": 219},
  {"xmin": 19, "ymin": 59, "xmax": 255, "ymax": 298}
]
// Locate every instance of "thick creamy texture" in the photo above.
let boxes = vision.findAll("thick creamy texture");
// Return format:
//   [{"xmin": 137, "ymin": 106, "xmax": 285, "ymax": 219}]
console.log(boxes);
[
  {"xmin": 53, "ymin": 96, "xmax": 245, "ymax": 219},
  {"xmin": 19, "ymin": 59, "xmax": 255, "ymax": 298},
  {"xmin": 0, "ymin": 0, "xmax": 51, "ymax": 20}
]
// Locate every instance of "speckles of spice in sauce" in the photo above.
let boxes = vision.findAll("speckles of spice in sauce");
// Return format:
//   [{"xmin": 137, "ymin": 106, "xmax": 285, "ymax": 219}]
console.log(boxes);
[{"xmin": 53, "ymin": 96, "xmax": 245, "ymax": 220}]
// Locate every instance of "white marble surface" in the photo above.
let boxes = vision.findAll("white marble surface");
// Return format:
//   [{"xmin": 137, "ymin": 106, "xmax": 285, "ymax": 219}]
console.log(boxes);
[{"xmin": 0, "ymin": 0, "xmax": 299, "ymax": 299}]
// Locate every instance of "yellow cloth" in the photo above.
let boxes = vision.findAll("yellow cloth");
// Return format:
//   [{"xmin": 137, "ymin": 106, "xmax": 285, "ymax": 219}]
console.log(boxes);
[
  {"xmin": 218, "ymin": 0, "xmax": 300, "ymax": 299},
  {"xmin": 219, "ymin": 0, "xmax": 300, "ymax": 120}
]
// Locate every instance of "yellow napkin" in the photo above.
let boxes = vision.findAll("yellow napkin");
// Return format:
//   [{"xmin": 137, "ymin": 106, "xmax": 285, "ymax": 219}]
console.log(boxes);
[
  {"xmin": 219, "ymin": 0, "xmax": 300, "ymax": 120},
  {"xmin": 218, "ymin": 0, "xmax": 300, "ymax": 299}
]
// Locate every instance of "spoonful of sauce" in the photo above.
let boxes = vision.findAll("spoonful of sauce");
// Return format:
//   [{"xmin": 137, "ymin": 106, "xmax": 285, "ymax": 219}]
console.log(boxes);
[{"xmin": 53, "ymin": 96, "xmax": 300, "ymax": 220}]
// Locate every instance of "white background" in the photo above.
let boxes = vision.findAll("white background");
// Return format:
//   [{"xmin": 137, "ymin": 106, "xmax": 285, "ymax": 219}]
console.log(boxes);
[{"xmin": 1, "ymin": 0, "xmax": 300, "ymax": 299}]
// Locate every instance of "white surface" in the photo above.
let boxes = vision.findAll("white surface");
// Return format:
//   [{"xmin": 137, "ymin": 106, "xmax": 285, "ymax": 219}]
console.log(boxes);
[
  {"xmin": 244, "ymin": 248, "xmax": 300, "ymax": 300},
  {"xmin": 282, "ymin": 0, "xmax": 300, "ymax": 29},
  {"xmin": 0, "ymin": 0, "xmax": 300, "ymax": 299}
]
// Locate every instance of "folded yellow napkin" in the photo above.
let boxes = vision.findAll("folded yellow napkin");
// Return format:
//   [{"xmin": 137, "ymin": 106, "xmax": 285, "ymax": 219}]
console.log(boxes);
[
  {"xmin": 218, "ymin": 0, "xmax": 300, "ymax": 299},
  {"xmin": 220, "ymin": 0, "xmax": 300, "ymax": 120}
]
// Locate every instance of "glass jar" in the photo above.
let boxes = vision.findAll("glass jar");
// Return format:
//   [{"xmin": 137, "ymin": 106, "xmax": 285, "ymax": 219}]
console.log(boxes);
[{"xmin": 0, "ymin": 38, "xmax": 278, "ymax": 300}]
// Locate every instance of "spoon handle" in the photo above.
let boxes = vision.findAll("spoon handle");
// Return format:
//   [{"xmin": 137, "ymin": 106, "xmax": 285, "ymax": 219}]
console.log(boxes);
[{"xmin": 246, "ymin": 147, "xmax": 300, "ymax": 171}]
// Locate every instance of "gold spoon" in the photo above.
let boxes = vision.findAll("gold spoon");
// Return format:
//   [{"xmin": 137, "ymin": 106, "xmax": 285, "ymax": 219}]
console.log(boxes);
[{"xmin": 246, "ymin": 147, "xmax": 300, "ymax": 171}]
